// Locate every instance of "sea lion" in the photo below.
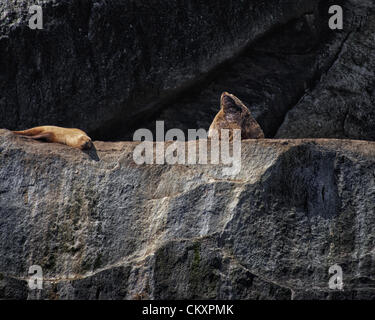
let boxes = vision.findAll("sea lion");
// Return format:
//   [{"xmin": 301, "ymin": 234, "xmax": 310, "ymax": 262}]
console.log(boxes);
[
  {"xmin": 208, "ymin": 92, "xmax": 265, "ymax": 140},
  {"xmin": 12, "ymin": 126, "xmax": 93, "ymax": 150}
]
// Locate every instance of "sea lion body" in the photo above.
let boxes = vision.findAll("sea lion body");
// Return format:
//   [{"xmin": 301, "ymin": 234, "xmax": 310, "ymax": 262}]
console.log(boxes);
[
  {"xmin": 13, "ymin": 126, "xmax": 93, "ymax": 150},
  {"xmin": 208, "ymin": 92, "xmax": 264, "ymax": 140}
]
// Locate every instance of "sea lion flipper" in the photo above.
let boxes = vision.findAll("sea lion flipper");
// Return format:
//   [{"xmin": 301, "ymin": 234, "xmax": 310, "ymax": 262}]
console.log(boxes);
[
  {"xmin": 13, "ymin": 128, "xmax": 44, "ymax": 136},
  {"xmin": 24, "ymin": 132, "xmax": 54, "ymax": 142}
]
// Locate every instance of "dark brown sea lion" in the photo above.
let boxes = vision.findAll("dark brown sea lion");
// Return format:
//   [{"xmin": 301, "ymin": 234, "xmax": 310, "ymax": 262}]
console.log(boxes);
[{"xmin": 208, "ymin": 92, "xmax": 265, "ymax": 140}]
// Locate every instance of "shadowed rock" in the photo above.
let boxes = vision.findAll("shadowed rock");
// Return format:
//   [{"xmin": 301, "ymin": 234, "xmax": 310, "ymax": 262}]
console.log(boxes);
[
  {"xmin": 0, "ymin": 0, "xmax": 317, "ymax": 140},
  {"xmin": 276, "ymin": 2, "xmax": 375, "ymax": 141}
]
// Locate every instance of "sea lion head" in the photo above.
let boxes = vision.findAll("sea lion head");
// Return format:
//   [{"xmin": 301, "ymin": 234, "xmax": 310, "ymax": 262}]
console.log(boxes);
[
  {"xmin": 219, "ymin": 92, "xmax": 265, "ymax": 139},
  {"xmin": 77, "ymin": 135, "xmax": 93, "ymax": 150},
  {"xmin": 221, "ymin": 92, "xmax": 246, "ymax": 114},
  {"xmin": 221, "ymin": 91, "xmax": 249, "ymax": 125}
]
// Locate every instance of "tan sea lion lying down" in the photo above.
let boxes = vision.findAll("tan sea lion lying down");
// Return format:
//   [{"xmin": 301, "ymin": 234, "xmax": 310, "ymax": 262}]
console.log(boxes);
[
  {"xmin": 208, "ymin": 92, "xmax": 265, "ymax": 140},
  {"xmin": 13, "ymin": 126, "xmax": 93, "ymax": 150}
]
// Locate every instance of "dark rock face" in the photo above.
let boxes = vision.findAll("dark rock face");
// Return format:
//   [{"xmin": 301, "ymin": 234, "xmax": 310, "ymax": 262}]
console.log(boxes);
[
  {"xmin": 0, "ymin": 130, "xmax": 374, "ymax": 299},
  {"xmin": 125, "ymin": 12, "xmax": 343, "ymax": 141},
  {"xmin": 0, "ymin": 0, "xmax": 316, "ymax": 139},
  {"xmin": 1, "ymin": 1, "xmax": 374, "ymax": 142},
  {"xmin": 276, "ymin": 1, "xmax": 375, "ymax": 141},
  {"xmin": 112, "ymin": 0, "xmax": 375, "ymax": 143}
]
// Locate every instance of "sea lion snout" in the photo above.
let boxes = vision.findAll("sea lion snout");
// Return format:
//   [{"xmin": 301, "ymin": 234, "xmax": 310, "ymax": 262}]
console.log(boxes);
[
  {"xmin": 81, "ymin": 139, "xmax": 93, "ymax": 150},
  {"xmin": 77, "ymin": 135, "xmax": 93, "ymax": 150},
  {"xmin": 220, "ymin": 92, "xmax": 232, "ymax": 105},
  {"xmin": 221, "ymin": 92, "xmax": 242, "ymax": 113}
]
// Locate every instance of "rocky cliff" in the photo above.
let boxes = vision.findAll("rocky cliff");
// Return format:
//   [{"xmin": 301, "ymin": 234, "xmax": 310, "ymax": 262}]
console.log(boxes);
[
  {"xmin": 0, "ymin": 130, "xmax": 374, "ymax": 299},
  {"xmin": 0, "ymin": 0, "xmax": 316, "ymax": 139}
]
